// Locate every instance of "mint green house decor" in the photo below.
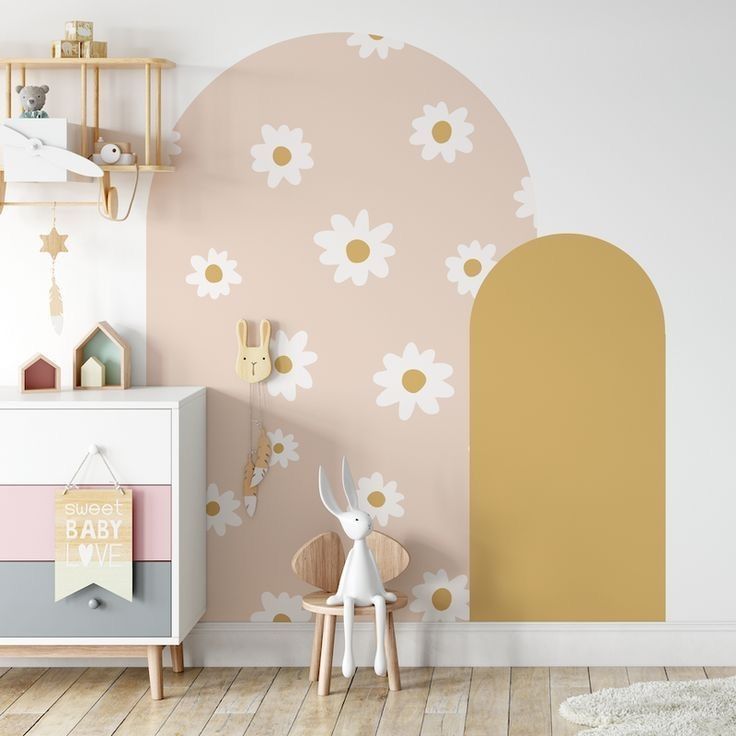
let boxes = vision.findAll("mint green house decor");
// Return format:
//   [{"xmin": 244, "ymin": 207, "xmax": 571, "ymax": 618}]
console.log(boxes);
[{"xmin": 73, "ymin": 321, "xmax": 130, "ymax": 389}]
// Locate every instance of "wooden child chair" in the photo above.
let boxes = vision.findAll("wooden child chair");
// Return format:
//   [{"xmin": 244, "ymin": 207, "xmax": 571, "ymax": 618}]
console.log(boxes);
[{"xmin": 292, "ymin": 530, "xmax": 409, "ymax": 696}]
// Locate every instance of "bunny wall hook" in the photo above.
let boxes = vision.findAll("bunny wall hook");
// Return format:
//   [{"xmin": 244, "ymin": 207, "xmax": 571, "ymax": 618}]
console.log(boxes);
[
  {"xmin": 235, "ymin": 319, "xmax": 272, "ymax": 383},
  {"xmin": 318, "ymin": 458, "xmax": 397, "ymax": 678}
]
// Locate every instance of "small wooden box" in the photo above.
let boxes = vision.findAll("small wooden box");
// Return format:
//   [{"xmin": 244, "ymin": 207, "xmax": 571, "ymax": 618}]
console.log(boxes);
[
  {"xmin": 82, "ymin": 41, "xmax": 108, "ymax": 59},
  {"xmin": 65, "ymin": 21, "xmax": 94, "ymax": 42},
  {"xmin": 51, "ymin": 40, "xmax": 81, "ymax": 59}
]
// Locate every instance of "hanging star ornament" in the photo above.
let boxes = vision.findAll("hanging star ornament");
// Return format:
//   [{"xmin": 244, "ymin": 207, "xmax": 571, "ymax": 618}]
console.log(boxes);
[
  {"xmin": 40, "ymin": 215, "xmax": 69, "ymax": 335},
  {"xmin": 39, "ymin": 226, "xmax": 69, "ymax": 258}
]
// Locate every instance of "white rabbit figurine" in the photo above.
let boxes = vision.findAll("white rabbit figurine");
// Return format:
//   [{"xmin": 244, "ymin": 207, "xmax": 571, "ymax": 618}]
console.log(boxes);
[{"xmin": 318, "ymin": 458, "xmax": 397, "ymax": 679}]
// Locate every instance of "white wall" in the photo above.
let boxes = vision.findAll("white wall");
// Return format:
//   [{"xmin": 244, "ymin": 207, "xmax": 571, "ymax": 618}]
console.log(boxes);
[{"xmin": 1, "ymin": 0, "xmax": 734, "ymax": 626}]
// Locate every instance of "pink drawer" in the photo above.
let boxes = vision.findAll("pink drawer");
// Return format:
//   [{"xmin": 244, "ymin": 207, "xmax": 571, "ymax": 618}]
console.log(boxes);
[{"xmin": 0, "ymin": 486, "xmax": 171, "ymax": 561}]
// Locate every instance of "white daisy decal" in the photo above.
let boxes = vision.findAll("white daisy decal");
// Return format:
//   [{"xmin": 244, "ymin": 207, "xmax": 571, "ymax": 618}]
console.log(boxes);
[
  {"xmin": 410, "ymin": 569, "xmax": 469, "ymax": 622},
  {"xmin": 267, "ymin": 330, "xmax": 318, "ymax": 401},
  {"xmin": 346, "ymin": 33, "xmax": 404, "ymax": 60},
  {"xmin": 357, "ymin": 471, "xmax": 405, "ymax": 527},
  {"xmin": 250, "ymin": 592, "xmax": 312, "ymax": 623},
  {"xmin": 185, "ymin": 248, "xmax": 242, "ymax": 299},
  {"xmin": 314, "ymin": 209, "xmax": 395, "ymax": 286},
  {"xmin": 445, "ymin": 241, "xmax": 498, "ymax": 298},
  {"xmin": 206, "ymin": 483, "xmax": 242, "ymax": 536},
  {"xmin": 267, "ymin": 428, "xmax": 300, "ymax": 468},
  {"xmin": 251, "ymin": 124, "xmax": 314, "ymax": 188},
  {"xmin": 410, "ymin": 102, "xmax": 474, "ymax": 163},
  {"xmin": 373, "ymin": 342, "xmax": 454, "ymax": 421},
  {"xmin": 513, "ymin": 176, "xmax": 536, "ymax": 228}
]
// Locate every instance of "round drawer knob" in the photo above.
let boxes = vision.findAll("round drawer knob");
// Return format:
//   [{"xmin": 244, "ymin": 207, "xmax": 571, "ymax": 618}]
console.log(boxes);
[{"xmin": 88, "ymin": 598, "xmax": 101, "ymax": 609}]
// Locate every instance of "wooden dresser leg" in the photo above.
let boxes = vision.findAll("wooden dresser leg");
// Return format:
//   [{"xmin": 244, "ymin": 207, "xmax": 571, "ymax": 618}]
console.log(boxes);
[
  {"xmin": 170, "ymin": 643, "xmax": 184, "ymax": 673},
  {"xmin": 385, "ymin": 611, "xmax": 401, "ymax": 691},
  {"xmin": 318, "ymin": 614, "xmax": 336, "ymax": 696},
  {"xmin": 147, "ymin": 645, "xmax": 164, "ymax": 700},
  {"xmin": 309, "ymin": 613, "xmax": 324, "ymax": 682}
]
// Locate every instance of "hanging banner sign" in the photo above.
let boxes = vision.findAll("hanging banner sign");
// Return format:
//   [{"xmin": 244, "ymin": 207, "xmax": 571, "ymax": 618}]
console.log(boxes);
[{"xmin": 55, "ymin": 488, "xmax": 133, "ymax": 601}]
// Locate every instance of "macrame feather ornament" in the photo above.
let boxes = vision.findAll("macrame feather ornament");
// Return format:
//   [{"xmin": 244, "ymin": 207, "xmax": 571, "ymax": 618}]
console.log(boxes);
[{"xmin": 39, "ymin": 203, "xmax": 68, "ymax": 335}]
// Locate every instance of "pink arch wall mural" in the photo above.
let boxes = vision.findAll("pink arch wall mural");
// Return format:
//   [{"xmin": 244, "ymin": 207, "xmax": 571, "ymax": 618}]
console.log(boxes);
[{"xmin": 147, "ymin": 32, "xmax": 535, "ymax": 622}]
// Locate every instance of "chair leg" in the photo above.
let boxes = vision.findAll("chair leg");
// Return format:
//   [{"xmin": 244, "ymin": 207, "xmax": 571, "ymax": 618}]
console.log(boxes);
[
  {"xmin": 309, "ymin": 613, "xmax": 324, "ymax": 682},
  {"xmin": 170, "ymin": 643, "xmax": 184, "ymax": 673},
  {"xmin": 385, "ymin": 611, "xmax": 401, "ymax": 691},
  {"xmin": 318, "ymin": 614, "xmax": 336, "ymax": 696},
  {"xmin": 147, "ymin": 645, "xmax": 164, "ymax": 700}
]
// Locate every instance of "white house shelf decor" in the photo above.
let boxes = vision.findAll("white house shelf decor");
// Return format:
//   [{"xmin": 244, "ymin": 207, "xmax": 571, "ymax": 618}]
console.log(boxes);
[{"xmin": 73, "ymin": 321, "xmax": 130, "ymax": 389}]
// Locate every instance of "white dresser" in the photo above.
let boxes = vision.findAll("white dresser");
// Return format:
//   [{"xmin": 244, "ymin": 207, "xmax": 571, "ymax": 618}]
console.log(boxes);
[{"xmin": 0, "ymin": 386, "xmax": 206, "ymax": 699}]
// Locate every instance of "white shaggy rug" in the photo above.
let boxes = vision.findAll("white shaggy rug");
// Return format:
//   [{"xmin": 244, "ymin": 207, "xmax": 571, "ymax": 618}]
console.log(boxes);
[{"xmin": 560, "ymin": 676, "xmax": 736, "ymax": 735}]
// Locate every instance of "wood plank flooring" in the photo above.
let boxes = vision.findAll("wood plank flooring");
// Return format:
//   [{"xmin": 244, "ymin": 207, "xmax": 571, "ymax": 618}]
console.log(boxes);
[{"xmin": 0, "ymin": 665, "xmax": 733, "ymax": 735}]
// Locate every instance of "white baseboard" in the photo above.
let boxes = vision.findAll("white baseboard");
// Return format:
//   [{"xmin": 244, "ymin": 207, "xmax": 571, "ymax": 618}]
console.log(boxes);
[
  {"xmin": 184, "ymin": 621, "xmax": 736, "ymax": 668},
  {"xmin": 4, "ymin": 622, "xmax": 736, "ymax": 668}
]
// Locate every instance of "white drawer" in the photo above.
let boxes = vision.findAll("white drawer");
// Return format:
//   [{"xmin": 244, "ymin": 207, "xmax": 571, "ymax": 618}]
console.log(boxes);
[{"xmin": 0, "ymin": 409, "xmax": 171, "ymax": 484}]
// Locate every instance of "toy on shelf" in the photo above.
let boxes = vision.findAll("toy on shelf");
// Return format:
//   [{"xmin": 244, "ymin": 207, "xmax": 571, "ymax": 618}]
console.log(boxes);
[
  {"xmin": 80, "ymin": 356, "xmax": 105, "ymax": 387},
  {"xmin": 52, "ymin": 21, "xmax": 107, "ymax": 60},
  {"xmin": 19, "ymin": 353, "xmax": 60, "ymax": 393},
  {"xmin": 73, "ymin": 321, "xmax": 130, "ymax": 389},
  {"xmin": 318, "ymin": 458, "xmax": 399, "ymax": 680},
  {"xmin": 16, "ymin": 84, "xmax": 49, "ymax": 118},
  {"xmin": 92, "ymin": 137, "xmax": 136, "ymax": 166}
]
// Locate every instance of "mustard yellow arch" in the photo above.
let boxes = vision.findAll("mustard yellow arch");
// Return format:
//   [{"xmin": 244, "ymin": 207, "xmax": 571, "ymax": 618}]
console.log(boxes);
[{"xmin": 470, "ymin": 234, "xmax": 665, "ymax": 621}]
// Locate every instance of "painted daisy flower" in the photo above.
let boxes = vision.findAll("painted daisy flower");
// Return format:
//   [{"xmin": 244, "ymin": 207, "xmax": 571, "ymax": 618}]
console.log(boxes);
[
  {"xmin": 251, "ymin": 124, "xmax": 314, "ymax": 188},
  {"xmin": 314, "ymin": 209, "xmax": 395, "ymax": 286},
  {"xmin": 267, "ymin": 330, "xmax": 318, "ymax": 401},
  {"xmin": 346, "ymin": 33, "xmax": 404, "ymax": 60},
  {"xmin": 445, "ymin": 241, "xmax": 498, "ymax": 298},
  {"xmin": 410, "ymin": 102, "xmax": 474, "ymax": 163},
  {"xmin": 357, "ymin": 471, "xmax": 404, "ymax": 527},
  {"xmin": 268, "ymin": 428, "xmax": 300, "ymax": 468},
  {"xmin": 206, "ymin": 483, "xmax": 242, "ymax": 536},
  {"xmin": 410, "ymin": 569, "xmax": 469, "ymax": 622},
  {"xmin": 513, "ymin": 176, "xmax": 536, "ymax": 228},
  {"xmin": 250, "ymin": 592, "xmax": 312, "ymax": 623},
  {"xmin": 185, "ymin": 248, "xmax": 242, "ymax": 299},
  {"xmin": 373, "ymin": 342, "xmax": 454, "ymax": 421}
]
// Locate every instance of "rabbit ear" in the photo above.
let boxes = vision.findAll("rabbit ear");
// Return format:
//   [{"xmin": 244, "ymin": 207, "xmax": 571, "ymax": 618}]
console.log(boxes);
[
  {"xmin": 236, "ymin": 319, "xmax": 247, "ymax": 348},
  {"xmin": 341, "ymin": 457, "xmax": 359, "ymax": 511},
  {"xmin": 260, "ymin": 319, "xmax": 271, "ymax": 348},
  {"xmin": 319, "ymin": 466, "xmax": 342, "ymax": 517}
]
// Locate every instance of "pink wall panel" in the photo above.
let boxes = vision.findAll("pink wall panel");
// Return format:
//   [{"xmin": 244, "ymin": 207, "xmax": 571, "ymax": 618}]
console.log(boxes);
[{"xmin": 0, "ymin": 486, "xmax": 171, "ymax": 561}]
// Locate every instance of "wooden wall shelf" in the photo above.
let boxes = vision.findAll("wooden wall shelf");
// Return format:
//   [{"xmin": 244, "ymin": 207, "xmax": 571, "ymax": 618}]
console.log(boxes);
[{"xmin": 1, "ymin": 56, "xmax": 177, "ymax": 218}]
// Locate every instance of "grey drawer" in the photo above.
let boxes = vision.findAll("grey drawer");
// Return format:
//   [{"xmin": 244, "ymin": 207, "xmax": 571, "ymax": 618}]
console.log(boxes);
[{"xmin": 0, "ymin": 562, "xmax": 170, "ymax": 637}]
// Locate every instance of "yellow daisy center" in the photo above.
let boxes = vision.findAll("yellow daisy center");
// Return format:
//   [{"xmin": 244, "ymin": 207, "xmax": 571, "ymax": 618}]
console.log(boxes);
[
  {"xmin": 272, "ymin": 613, "xmax": 291, "ymax": 622},
  {"xmin": 431, "ymin": 121, "xmax": 452, "ymax": 144},
  {"xmin": 346, "ymin": 239, "xmax": 371, "ymax": 264},
  {"xmin": 432, "ymin": 587, "xmax": 452, "ymax": 611},
  {"xmin": 272, "ymin": 146, "xmax": 292, "ymax": 166},
  {"xmin": 274, "ymin": 356, "xmax": 293, "ymax": 374},
  {"xmin": 206, "ymin": 500, "xmax": 220, "ymax": 516},
  {"xmin": 273, "ymin": 442, "xmax": 284, "ymax": 454},
  {"xmin": 205, "ymin": 264, "xmax": 223, "ymax": 283},
  {"xmin": 367, "ymin": 490, "xmax": 386, "ymax": 508},
  {"xmin": 463, "ymin": 258, "xmax": 482, "ymax": 277},
  {"xmin": 369, "ymin": 34, "xmax": 384, "ymax": 40},
  {"xmin": 402, "ymin": 369, "xmax": 427, "ymax": 393}
]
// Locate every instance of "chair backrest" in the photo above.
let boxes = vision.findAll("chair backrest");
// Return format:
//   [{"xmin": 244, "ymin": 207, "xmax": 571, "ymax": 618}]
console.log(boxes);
[
  {"xmin": 291, "ymin": 531, "xmax": 345, "ymax": 593},
  {"xmin": 367, "ymin": 531, "xmax": 410, "ymax": 583},
  {"xmin": 292, "ymin": 530, "xmax": 410, "ymax": 591}
]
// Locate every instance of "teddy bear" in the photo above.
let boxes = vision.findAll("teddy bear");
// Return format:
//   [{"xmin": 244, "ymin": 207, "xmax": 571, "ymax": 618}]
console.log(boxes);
[{"xmin": 16, "ymin": 85, "xmax": 50, "ymax": 118}]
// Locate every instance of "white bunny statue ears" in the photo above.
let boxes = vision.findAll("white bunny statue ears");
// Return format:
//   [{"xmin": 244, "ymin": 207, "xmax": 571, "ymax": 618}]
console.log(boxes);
[{"xmin": 319, "ymin": 458, "xmax": 397, "ymax": 679}]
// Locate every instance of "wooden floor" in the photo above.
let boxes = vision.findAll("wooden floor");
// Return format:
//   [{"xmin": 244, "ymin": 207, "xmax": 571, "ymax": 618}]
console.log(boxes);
[{"xmin": 0, "ymin": 665, "xmax": 734, "ymax": 736}]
